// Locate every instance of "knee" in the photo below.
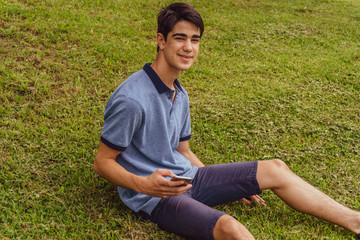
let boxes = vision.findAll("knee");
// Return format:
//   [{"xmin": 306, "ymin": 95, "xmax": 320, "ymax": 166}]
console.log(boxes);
[
  {"xmin": 214, "ymin": 215, "xmax": 254, "ymax": 240},
  {"xmin": 269, "ymin": 159, "xmax": 289, "ymax": 171},
  {"xmin": 257, "ymin": 159, "xmax": 294, "ymax": 190}
]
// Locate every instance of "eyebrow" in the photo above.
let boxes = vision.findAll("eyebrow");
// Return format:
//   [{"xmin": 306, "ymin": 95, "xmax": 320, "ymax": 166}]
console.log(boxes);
[{"xmin": 171, "ymin": 33, "xmax": 201, "ymax": 39}]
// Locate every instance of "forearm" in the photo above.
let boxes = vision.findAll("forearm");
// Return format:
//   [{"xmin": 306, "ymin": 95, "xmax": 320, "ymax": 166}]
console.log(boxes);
[
  {"xmin": 94, "ymin": 142, "xmax": 191, "ymax": 198},
  {"xmin": 180, "ymin": 149, "xmax": 205, "ymax": 168},
  {"xmin": 94, "ymin": 154, "xmax": 191, "ymax": 198},
  {"xmin": 94, "ymin": 155, "xmax": 144, "ymax": 192},
  {"xmin": 176, "ymin": 140, "xmax": 205, "ymax": 168}
]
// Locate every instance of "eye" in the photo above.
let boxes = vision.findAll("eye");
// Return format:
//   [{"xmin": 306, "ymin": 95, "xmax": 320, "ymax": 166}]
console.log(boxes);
[{"xmin": 192, "ymin": 39, "xmax": 200, "ymax": 43}]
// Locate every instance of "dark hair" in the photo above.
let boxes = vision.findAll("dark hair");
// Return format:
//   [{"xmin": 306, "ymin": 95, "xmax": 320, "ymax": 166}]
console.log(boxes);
[{"xmin": 157, "ymin": 2, "xmax": 204, "ymax": 51}]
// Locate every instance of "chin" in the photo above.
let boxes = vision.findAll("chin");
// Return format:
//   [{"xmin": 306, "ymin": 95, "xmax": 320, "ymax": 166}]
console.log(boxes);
[
  {"xmin": 178, "ymin": 63, "xmax": 194, "ymax": 71},
  {"xmin": 179, "ymin": 66, "xmax": 191, "ymax": 71}
]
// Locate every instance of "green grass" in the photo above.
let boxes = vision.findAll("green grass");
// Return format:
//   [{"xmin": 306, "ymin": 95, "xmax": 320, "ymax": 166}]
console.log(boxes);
[{"xmin": 1, "ymin": 0, "xmax": 360, "ymax": 239}]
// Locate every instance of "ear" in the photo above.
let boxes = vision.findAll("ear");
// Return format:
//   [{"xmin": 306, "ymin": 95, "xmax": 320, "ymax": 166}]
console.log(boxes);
[{"xmin": 156, "ymin": 33, "xmax": 166, "ymax": 50}]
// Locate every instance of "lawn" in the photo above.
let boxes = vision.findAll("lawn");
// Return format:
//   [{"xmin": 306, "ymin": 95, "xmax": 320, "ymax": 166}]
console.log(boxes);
[{"xmin": 1, "ymin": 0, "xmax": 359, "ymax": 239}]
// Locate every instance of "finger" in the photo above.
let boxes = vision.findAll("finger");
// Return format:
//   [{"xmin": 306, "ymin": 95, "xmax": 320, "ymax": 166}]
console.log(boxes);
[
  {"xmin": 173, "ymin": 184, "xmax": 192, "ymax": 193},
  {"xmin": 167, "ymin": 180, "xmax": 189, "ymax": 187},
  {"xmin": 244, "ymin": 196, "xmax": 259, "ymax": 205},
  {"xmin": 251, "ymin": 195, "xmax": 266, "ymax": 206},
  {"xmin": 254, "ymin": 195, "xmax": 266, "ymax": 205},
  {"xmin": 159, "ymin": 187, "xmax": 192, "ymax": 198},
  {"xmin": 156, "ymin": 169, "xmax": 175, "ymax": 178},
  {"xmin": 164, "ymin": 184, "xmax": 192, "ymax": 195},
  {"xmin": 241, "ymin": 198, "xmax": 252, "ymax": 207}
]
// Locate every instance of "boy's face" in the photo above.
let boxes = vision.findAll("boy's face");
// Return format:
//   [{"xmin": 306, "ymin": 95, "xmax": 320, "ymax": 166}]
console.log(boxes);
[{"xmin": 159, "ymin": 20, "xmax": 201, "ymax": 72}]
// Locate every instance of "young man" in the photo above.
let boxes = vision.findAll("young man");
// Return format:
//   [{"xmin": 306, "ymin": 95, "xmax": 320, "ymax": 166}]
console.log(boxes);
[{"xmin": 94, "ymin": 3, "xmax": 360, "ymax": 239}]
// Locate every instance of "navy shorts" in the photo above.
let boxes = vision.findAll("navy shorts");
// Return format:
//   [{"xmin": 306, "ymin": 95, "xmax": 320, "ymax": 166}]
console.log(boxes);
[{"xmin": 138, "ymin": 161, "xmax": 261, "ymax": 240}]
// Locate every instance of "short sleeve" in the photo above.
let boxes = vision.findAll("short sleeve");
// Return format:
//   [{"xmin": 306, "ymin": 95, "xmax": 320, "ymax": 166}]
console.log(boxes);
[
  {"xmin": 179, "ymin": 108, "xmax": 191, "ymax": 142},
  {"xmin": 101, "ymin": 96, "xmax": 143, "ymax": 151}
]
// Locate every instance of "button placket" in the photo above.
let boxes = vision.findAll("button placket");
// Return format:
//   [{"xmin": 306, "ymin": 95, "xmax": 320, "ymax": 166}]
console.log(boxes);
[{"xmin": 167, "ymin": 90, "xmax": 175, "ymax": 115}]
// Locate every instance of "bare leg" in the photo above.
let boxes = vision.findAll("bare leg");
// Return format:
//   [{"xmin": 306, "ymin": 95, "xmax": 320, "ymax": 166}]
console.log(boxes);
[
  {"xmin": 213, "ymin": 215, "xmax": 255, "ymax": 240},
  {"xmin": 257, "ymin": 159, "xmax": 360, "ymax": 234}
]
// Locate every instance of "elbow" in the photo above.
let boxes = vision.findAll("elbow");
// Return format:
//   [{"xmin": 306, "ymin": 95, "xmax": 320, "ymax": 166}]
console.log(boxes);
[{"xmin": 93, "ymin": 156, "xmax": 102, "ymax": 176}]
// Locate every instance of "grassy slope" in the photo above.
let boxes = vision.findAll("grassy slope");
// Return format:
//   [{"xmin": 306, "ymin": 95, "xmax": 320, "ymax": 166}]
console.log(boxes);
[{"xmin": 1, "ymin": 0, "xmax": 359, "ymax": 239}]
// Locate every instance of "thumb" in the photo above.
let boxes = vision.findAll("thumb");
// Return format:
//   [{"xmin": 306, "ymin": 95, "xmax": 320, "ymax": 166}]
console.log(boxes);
[{"xmin": 156, "ymin": 169, "xmax": 175, "ymax": 178}]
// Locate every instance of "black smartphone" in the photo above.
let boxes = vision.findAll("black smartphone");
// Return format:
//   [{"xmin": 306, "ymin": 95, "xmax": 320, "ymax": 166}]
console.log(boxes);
[{"xmin": 171, "ymin": 175, "xmax": 192, "ymax": 184}]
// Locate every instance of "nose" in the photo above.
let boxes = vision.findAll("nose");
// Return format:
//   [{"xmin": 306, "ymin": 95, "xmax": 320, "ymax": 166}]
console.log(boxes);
[{"xmin": 183, "ymin": 39, "xmax": 192, "ymax": 52}]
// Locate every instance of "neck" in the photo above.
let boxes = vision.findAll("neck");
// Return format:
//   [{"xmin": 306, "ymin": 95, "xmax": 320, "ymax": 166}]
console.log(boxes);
[{"xmin": 151, "ymin": 55, "xmax": 181, "ymax": 90}]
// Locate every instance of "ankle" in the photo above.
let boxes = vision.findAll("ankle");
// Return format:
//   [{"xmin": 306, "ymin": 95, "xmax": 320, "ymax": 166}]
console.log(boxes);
[
  {"xmin": 343, "ymin": 213, "xmax": 360, "ymax": 234},
  {"xmin": 353, "ymin": 215, "xmax": 360, "ymax": 235}
]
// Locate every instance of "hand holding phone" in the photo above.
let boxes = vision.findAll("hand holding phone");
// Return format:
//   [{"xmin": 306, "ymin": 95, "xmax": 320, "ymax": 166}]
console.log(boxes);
[{"xmin": 171, "ymin": 175, "xmax": 192, "ymax": 185}]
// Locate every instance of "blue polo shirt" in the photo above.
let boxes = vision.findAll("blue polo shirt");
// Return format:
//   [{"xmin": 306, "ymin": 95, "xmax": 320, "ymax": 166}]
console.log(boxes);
[{"xmin": 100, "ymin": 63, "xmax": 198, "ymax": 214}]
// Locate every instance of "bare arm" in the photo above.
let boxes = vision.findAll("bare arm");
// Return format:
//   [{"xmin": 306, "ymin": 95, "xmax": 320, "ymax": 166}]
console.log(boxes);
[
  {"xmin": 94, "ymin": 142, "xmax": 192, "ymax": 198},
  {"xmin": 176, "ymin": 140, "xmax": 205, "ymax": 168}
]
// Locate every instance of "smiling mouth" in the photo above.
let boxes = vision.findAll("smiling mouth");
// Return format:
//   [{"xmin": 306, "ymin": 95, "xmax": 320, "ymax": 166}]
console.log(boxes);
[{"xmin": 178, "ymin": 54, "xmax": 193, "ymax": 60}]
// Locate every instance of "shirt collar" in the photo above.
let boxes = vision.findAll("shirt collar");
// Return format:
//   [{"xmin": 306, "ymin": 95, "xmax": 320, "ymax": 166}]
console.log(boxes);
[{"xmin": 143, "ymin": 63, "xmax": 183, "ymax": 94}]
